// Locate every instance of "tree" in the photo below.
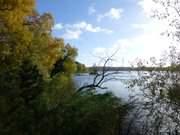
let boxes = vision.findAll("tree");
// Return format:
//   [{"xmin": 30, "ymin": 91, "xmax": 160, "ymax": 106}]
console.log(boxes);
[
  {"xmin": 149, "ymin": 0, "xmax": 180, "ymax": 41},
  {"xmin": 128, "ymin": 52, "xmax": 180, "ymax": 134}
]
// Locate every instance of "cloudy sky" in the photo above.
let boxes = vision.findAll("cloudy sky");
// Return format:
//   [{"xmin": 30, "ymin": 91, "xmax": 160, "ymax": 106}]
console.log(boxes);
[{"xmin": 36, "ymin": 0, "xmax": 172, "ymax": 66}]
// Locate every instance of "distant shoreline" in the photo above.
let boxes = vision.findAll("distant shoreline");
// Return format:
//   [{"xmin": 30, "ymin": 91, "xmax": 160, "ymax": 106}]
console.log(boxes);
[{"xmin": 87, "ymin": 66, "xmax": 176, "ymax": 71}]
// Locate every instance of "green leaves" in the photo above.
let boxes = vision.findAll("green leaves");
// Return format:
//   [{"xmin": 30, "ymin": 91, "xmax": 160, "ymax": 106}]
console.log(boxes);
[{"xmin": 56, "ymin": 92, "xmax": 128, "ymax": 135}]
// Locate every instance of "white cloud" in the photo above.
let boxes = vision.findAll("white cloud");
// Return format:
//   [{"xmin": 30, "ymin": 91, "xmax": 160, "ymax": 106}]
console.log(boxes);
[
  {"xmin": 97, "ymin": 8, "xmax": 123, "ymax": 22},
  {"xmin": 93, "ymin": 20, "xmax": 173, "ymax": 66},
  {"xmin": 138, "ymin": 0, "xmax": 158, "ymax": 17},
  {"xmin": 56, "ymin": 21, "xmax": 113, "ymax": 40},
  {"xmin": 69, "ymin": 21, "xmax": 113, "ymax": 33},
  {"xmin": 53, "ymin": 23, "xmax": 63, "ymax": 30},
  {"xmin": 88, "ymin": 6, "xmax": 96, "ymax": 15},
  {"xmin": 62, "ymin": 30, "xmax": 82, "ymax": 40},
  {"xmin": 132, "ymin": 20, "xmax": 169, "ymax": 33}
]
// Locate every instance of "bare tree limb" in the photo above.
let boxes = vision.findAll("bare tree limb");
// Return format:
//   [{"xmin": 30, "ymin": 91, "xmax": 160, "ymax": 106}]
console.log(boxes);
[{"xmin": 76, "ymin": 50, "xmax": 119, "ymax": 93}]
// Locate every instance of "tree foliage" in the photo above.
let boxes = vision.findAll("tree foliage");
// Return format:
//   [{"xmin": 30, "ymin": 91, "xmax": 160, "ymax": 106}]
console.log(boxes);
[
  {"xmin": 76, "ymin": 61, "xmax": 87, "ymax": 73},
  {"xmin": 149, "ymin": 0, "xmax": 180, "ymax": 41},
  {"xmin": 128, "ymin": 47, "xmax": 180, "ymax": 134}
]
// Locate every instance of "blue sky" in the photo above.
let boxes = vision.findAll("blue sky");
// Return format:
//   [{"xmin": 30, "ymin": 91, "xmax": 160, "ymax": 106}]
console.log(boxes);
[{"xmin": 36, "ymin": 0, "xmax": 171, "ymax": 66}]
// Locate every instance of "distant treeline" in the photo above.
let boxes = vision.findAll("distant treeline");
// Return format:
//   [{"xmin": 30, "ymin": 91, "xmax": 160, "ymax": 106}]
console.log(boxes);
[
  {"xmin": 75, "ymin": 61, "xmax": 88, "ymax": 73},
  {"xmin": 88, "ymin": 66, "xmax": 180, "ymax": 72}
]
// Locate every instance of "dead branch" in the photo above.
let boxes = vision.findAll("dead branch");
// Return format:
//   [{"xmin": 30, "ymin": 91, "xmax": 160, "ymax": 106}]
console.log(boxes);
[{"xmin": 76, "ymin": 50, "xmax": 120, "ymax": 93}]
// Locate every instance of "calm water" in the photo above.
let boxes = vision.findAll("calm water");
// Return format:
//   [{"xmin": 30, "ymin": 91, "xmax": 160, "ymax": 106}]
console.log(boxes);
[{"xmin": 74, "ymin": 71, "xmax": 137, "ymax": 100}]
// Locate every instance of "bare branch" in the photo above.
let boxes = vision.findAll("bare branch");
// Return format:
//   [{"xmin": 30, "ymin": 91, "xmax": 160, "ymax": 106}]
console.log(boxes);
[{"xmin": 76, "ymin": 50, "xmax": 120, "ymax": 93}]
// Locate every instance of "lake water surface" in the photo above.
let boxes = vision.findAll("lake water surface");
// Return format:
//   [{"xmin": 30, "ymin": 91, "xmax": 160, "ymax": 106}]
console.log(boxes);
[{"xmin": 74, "ymin": 71, "xmax": 137, "ymax": 100}]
